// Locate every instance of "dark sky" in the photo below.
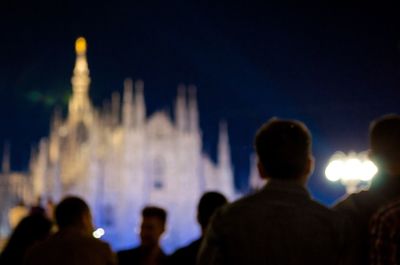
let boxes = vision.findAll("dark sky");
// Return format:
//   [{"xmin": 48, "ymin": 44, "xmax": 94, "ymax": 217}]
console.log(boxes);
[{"xmin": 1, "ymin": 2, "xmax": 400, "ymax": 205}]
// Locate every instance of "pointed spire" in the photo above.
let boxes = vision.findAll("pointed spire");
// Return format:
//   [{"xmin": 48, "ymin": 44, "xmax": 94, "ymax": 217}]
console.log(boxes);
[
  {"xmin": 33, "ymin": 139, "xmax": 48, "ymax": 199},
  {"xmin": 51, "ymin": 107, "xmax": 62, "ymax": 131},
  {"xmin": 134, "ymin": 80, "xmax": 146, "ymax": 127},
  {"xmin": 217, "ymin": 121, "xmax": 235, "ymax": 198},
  {"xmin": 69, "ymin": 37, "xmax": 92, "ymax": 123},
  {"xmin": 111, "ymin": 92, "xmax": 120, "ymax": 126},
  {"xmin": 175, "ymin": 84, "xmax": 187, "ymax": 132},
  {"xmin": 72, "ymin": 37, "xmax": 90, "ymax": 90},
  {"xmin": 28, "ymin": 145, "xmax": 37, "ymax": 173},
  {"xmin": 49, "ymin": 110, "xmax": 61, "ymax": 164},
  {"xmin": 2, "ymin": 142, "xmax": 10, "ymax": 173},
  {"xmin": 123, "ymin": 78, "xmax": 133, "ymax": 128},
  {"xmin": 218, "ymin": 121, "xmax": 231, "ymax": 166},
  {"xmin": 102, "ymin": 100, "xmax": 112, "ymax": 127},
  {"xmin": 52, "ymin": 107, "xmax": 62, "ymax": 128},
  {"xmin": 188, "ymin": 85, "xmax": 199, "ymax": 133}
]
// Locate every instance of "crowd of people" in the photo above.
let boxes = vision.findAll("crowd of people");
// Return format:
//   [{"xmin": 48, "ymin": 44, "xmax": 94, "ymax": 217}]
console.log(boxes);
[{"xmin": 1, "ymin": 114, "xmax": 400, "ymax": 265}]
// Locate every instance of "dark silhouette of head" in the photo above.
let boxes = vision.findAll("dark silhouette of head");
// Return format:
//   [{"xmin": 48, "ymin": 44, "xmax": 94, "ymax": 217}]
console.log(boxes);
[
  {"xmin": 140, "ymin": 206, "xmax": 167, "ymax": 249},
  {"xmin": 0, "ymin": 213, "xmax": 52, "ymax": 265},
  {"xmin": 29, "ymin": 206, "xmax": 46, "ymax": 216},
  {"xmin": 369, "ymin": 114, "xmax": 400, "ymax": 175},
  {"xmin": 55, "ymin": 196, "xmax": 92, "ymax": 232},
  {"xmin": 197, "ymin": 191, "xmax": 228, "ymax": 232},
  {"xmin": 255, "ymin": 119, "xmax": 313, "ymax": 181}
]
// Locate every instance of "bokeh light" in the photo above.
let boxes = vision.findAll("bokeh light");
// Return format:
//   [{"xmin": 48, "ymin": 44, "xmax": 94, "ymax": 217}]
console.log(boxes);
[{"xmin": 325, "ymin": 151, "xmax": 378, "ymax": 194}]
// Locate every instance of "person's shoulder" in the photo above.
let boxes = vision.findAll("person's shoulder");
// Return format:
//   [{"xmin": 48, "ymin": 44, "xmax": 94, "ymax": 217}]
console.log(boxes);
[
  {"xmin": 117, "ymin": 246, "xmax": 140, "ymax": 257},
  {"xmin": 169, "ymin": 239, "xmax": 201, "ymax": 265},
  {"xmin": 221, "ymin": 191, "xmax": 262, "ymax": 213},
  {"xmin": 306, "ymin": 197, "xmax": 350, "ymax": 223},
  {"xmin": 372, "ymin": 197, "xmax": 400, "ymax": 223},
  {"xmin": 171, "ymin": 238, "xmax": 201, "ymax": 256},
  {"xmin": 27, "ymin": 233, "xmax": 57, "ymax": 253},
  {"xmin": 80, "ymin": 234, "xmax": 111, "ymax": 247},
  {"xmin": 80, "ymin": 237, "xmax": 116, "ymax": 265},
  {"xmin": 24, "ymin": 237, "xmax": 54, "ymax": 265},
  {"xmin": 70, "ymin": 234, "xmax": 114, "ymax": 258},
  {"xmin": 333, "ymin": 190, "xmax": 371, "ymax": 213},
  {"xmin": 205, "ymin": 192, "xmax": 264, "ymax": 230},
  {"xmin": 118, "ymin": 246, "xmax": 140, "ymax": 253},
  {"xmin": 117, "ymin": 247, "xmax": 141, "ymax": 264}
]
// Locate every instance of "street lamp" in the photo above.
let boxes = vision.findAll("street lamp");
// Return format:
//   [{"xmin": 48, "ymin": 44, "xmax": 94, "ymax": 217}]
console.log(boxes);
[{"xmin": 325, "ymin": 151, "xmax": 378, "ymax": 194}]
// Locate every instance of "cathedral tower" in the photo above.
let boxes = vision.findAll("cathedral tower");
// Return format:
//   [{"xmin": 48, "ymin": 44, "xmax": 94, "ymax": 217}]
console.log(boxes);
[
  {"xmin": 175, "ymin": 84, "xmax": 187, "ymax": 132},
  {"xmin": 68, "ymin": 37, "xmax": 93, "ymax": 127},
  {"xmin": 218, "ymin": 121, "xmax": 234, "ymax": 198}
]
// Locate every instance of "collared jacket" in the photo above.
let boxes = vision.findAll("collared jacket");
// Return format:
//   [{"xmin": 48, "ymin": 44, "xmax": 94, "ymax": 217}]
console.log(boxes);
[
  {"xmin": 334, "ymin": 174, "xmax": 400, "ymax": 265},
  {"xmin": 198, "ymin": 179, "xmax": 351, "ymax": 265},
  {"xmin": 370, "ymin": 198, "xmax": 400, "ymax": 265},
  {"xmin": 24, "ymin": 228, "xmax": 116, "ymax": 265},
  {"xmin": 117, "ymin": 246, "xmax": 167, "ymax": 265},
  {"xmin": 168, "ymin": 238, "xmax": 202, "ymax": 265}
]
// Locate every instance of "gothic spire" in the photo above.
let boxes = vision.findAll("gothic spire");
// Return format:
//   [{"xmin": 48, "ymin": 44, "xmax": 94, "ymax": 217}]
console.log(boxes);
[
  {"xmin": 217, "ymin": 121, "xmax": 234, "ymax": 198},
  {"xmin": 218, "ymin": 121, "xmax": 231, "ymax": 167},
  {"xmin": 175, "ymin": 84, "xmax": 187, "ymax": 132},
  {"xmin": 69, "ymin": 37, "xmax": 92, "ymax": 123},
  {"xmin": 111, "ymin": 92, "xmax": 120, "ymax": 126},
  {"xmin": 134, "ymin": 80, "xmax": 146, "ymax": 127},
  {"xmin": 122, "ymin": 78, "xmax": 133, "ymax": 128},
  {"xmin": 188, "ymin": 85, "xmax": 199, "ymax": 133},
  {"xmin": 2, "ymin": 142, "xmax": 10, "ymax": 173}
]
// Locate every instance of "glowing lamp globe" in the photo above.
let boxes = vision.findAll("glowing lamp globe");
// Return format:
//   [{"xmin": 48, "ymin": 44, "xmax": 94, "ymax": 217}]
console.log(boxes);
[{"xmin": 325, "ymin": 151, "xmax": 378, "ymax": 194}]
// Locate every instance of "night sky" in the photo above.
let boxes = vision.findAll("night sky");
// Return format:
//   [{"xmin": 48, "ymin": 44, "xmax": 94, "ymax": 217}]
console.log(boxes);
[{"xmin": 1, "ymin": 3, "xmax": 400, "ymax": 205}]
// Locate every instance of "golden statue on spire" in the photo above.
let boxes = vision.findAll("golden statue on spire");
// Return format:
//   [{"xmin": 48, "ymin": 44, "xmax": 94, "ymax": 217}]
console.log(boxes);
[
  {"xmin": 69, "ymin": 36, "xmax": 91, "ymax": 125},
  {"xmin": 75, "ymin": 37, "xmax": 87, "ymax": 55}
]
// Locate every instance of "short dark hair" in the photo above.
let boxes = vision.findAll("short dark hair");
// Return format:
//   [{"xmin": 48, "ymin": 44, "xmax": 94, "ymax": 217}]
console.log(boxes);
[
  {"xmin": 370, "ymin": 114, "xmax": 400, "ymax": 165},
  {"xmin": 197, "ymin": 192, "xmax": 227, "ymax": 229},
  {"xmin": 142, "ymin": 206, "xmax": 167, "ymax": 224},
  {"xmin": 254, "ymin": 119, "xmax": 311, "ymax": 179},
  {"xmin": 55, "ymin": 196, "xmax": 90, "ymax": 229}
]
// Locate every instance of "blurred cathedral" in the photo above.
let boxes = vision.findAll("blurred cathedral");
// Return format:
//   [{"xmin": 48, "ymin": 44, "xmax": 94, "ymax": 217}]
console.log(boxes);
[{"xmin": 0, "ymin": 37, "xmax": 236, "ymax": 252}]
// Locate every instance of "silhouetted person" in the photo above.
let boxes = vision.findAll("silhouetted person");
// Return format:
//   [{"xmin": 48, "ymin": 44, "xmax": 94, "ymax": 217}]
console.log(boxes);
[
  {"xmin": 0, "ymin": 213, "xmax": 52, "ymax": 265},
  {"xmin": 118, "ymin": 206, "xmax": 167, "ymax": 265},
  {"xmin": 369, "ymin": 198, "xmax": 400, "ymax": 265},
  {"xmin": 24, "ymin": 196, "xmax": 116, "ymax": 265},
  {"xmin": 169, "ymin": 192, "xmax": 228, "ymax": 265},
  {"xmin": 198, "ymin": 118, "xmax": 350, "ymax": 265},
  {"xmin": 334, "ymin": 114, "xmax": 400, "ymax": 265}
]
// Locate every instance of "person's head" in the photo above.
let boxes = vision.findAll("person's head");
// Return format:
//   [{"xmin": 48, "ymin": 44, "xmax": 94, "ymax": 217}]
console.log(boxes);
[
  {"xmin": 197, "ymin": 192, "xmax": 228, "ymax": 233},
  {"xmin": 55, "ymin": 196, "xmax": 93, "ymax": 233},
  {"xmin": 254, "ymin": 118, "xmax": 313, "ymax": 183},
  {"xmin": 0, "ymin": 214, "xmax": 52, "ymax": 263},
  {"xmin": 140, "ymin": 206, "xmax": 167, "ymax": 248},
  {"xmin": 369, "ymin": 114, "xmax": 400, "ymax": 175}
]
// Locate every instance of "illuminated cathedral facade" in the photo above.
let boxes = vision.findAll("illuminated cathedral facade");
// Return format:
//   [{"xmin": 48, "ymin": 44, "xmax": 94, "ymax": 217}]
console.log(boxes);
[{"xmin": 23, "ymin": 38, "xmax": 235, "ymax": 251}]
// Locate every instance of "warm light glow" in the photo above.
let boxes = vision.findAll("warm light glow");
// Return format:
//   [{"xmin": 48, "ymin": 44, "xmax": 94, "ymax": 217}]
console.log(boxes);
[
  {"xmin": 75, "ymin": 37, "xmax": 87, "ymax": 54},
  {"xmin": 93, "ymin": 228, "xmax": 105, "ymax": 239},
  {"xmin": 58, "ymin": 126, "xmax": 68, "ymax": 137},
  {"xmin": 343, "ymin": 158, "xmax": 363, "ymax": 181},
  {"xmin": 325, "ymin": 152, "xmax": 378, "ymax": 183},
  {"xmin": 360, "ymin": 160, "xmax": 378, "ymax": 181},
  {"xmin": 325, "ymin": 159, "xmax": 344, "ymax": 181}
]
